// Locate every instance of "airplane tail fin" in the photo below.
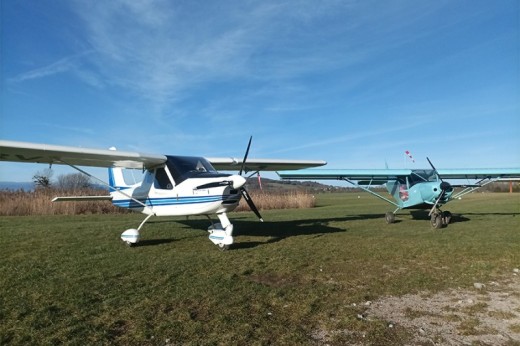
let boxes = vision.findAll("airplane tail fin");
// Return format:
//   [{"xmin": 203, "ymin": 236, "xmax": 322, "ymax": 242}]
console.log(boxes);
[
  {"xmin": 108, "ymin": 167, "xmax": 129, "ymax": 191},
  {"xmin": 107, "ymin": 147, "xmax": 129, "ymax": 191}
]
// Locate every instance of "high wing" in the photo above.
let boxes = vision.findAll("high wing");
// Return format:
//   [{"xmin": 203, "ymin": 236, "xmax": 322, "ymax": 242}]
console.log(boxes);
[
  {"xmin": 0, "ymin": 140, "xmax": 326, "ymax": 172},
  {"xmin": 435, "ymin": 169, "xmax": 520, "ymax": 180},
  {"xmin": 208, "ymin": 158, "xmax": 327, "ymax": 172},
  {"xmin": 277, "ymin": 169, "xmax": 412, "ymax": 181},
  {"xmin": 0, "ymin": 140, "xmax": 167, "ymax": 169},
  {"xmin": 278, "ymin": 168, "xmax": 520, "ymax": 181}
]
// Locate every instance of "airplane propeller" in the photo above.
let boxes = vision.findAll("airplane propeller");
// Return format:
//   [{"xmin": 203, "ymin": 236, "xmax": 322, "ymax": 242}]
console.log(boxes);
[
  {"xmin": 238, "ymin": 136, "xmax": 263, "ymax": 222},
  {"xmin": 195, "ymin": 136, "xmax": 263, "ymax": 221},
  {"xmin": 426, "ymin": 157, "xmax": 453, "ymax": 216}
]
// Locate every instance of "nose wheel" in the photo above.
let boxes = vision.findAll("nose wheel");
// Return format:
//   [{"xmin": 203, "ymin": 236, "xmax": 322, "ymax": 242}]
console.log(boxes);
[
  {"xmin": 430, "ymin": 210, "xmax": 452, "ymax": 229},
  {"xmin": 218, "ymin": 243, "xmax": 231, "ymax": 251},
  {"xmin": 207, "ymin": 213, "xmax": 234, "ymax": 250}
]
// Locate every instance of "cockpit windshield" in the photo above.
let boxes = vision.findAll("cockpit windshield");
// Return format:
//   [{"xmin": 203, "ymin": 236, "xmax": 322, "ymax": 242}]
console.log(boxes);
[
  {"xmin": 165, "ymin": 155, "xmax": 224, "ymax": 185},
  {"xmin": 408, "ymin": 169, "xmax": 438, "ymax": 186}
]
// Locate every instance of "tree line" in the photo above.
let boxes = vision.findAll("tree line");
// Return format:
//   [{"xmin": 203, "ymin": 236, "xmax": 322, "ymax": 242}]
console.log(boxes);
[{"xmin": 32, "ymin": 168, "xmax": 95, "ymax": 191}]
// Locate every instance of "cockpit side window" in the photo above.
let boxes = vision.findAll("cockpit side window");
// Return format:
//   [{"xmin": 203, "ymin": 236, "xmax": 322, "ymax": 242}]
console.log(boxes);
[{"xmin": 154, "ymin": 167, "xmax": 174, "ymax": 190}]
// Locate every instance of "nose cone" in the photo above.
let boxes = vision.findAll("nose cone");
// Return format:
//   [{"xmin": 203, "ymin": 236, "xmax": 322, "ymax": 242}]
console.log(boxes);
[
  {"xmin": 230, "ymin": 175, "xmax": 246, "ymax": 189},
  {"xmin": 435, "ymin": 181, "xmax": 453, "ymax": 202},
  {"xmin": 440, "ymin": 181, "xmax": 452, "ymax": 192}
]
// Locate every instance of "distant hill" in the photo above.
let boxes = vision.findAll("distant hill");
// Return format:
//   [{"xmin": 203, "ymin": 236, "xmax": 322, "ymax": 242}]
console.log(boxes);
[
  {"xmin": 0, "ymin": 182, "xmax": 35, "ymax": 191},
  {"xmin": 245, "ymin": 177, "xmax": 350, "ymax": 193}
]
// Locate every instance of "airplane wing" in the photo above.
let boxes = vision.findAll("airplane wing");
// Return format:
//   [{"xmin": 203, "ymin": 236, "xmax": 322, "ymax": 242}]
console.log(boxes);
[
  {"xmin": 278, "ymin": 168, "xmax": 520, "ymax": 184},
  {"xmin": 208, "ymin": 158, "xmax": 327, "ymax": 172},
  {"xmin": 436, "ymin": 169, "xmax": 520, "ymax": 180},
  {"xmin": 277, "ymin": 169, "xmax": 412, "ymax": 181},
  {"xmin": 0, "ymin": 140, "xmax": 326, "ymax": 172},
  {"xmin": 0, "ymin": 140, "xmax": 167, "ymax": 169}
]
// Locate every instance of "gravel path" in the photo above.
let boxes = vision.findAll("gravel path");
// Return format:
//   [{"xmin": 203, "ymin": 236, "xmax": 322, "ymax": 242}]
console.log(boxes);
[{"xmin": 365, "ymin": 272, "xmax": 520, "ymax": 345}]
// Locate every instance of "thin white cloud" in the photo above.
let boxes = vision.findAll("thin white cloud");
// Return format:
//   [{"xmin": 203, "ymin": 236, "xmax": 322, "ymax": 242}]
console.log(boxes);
[
  {"xmin": 66, "ymin": 1, "xmax": 379, "ymax": 109},
  {"xmin": 8, "ymin": 51, "xmax": 100, "ymax": 89},
  {"xmin": 9, "ymin": 54, "xmax": 79, "ymax": 83}
]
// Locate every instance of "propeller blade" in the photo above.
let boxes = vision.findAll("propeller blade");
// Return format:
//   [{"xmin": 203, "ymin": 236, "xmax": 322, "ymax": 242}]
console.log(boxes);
[
  {"xmin": 426, "ymin": 157, "xmax": 443, "ymax": 182},
  {"xmin": 240, "ymin": 187, "xmax": 263, "ymax": 222},
  {"xmin": 239, "ymin": 136, "xmax": 252, "ymax": 176},
  {"xmin": 195, "ymin": 181, "xmax": 232, "ymax": 190},
  {"xmin": 426, "ymin": 157, "xmax": 436, "ymax": 171}
]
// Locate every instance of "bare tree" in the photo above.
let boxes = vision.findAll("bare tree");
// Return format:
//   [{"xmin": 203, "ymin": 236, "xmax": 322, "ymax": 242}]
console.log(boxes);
[
  {"xmin": 56, "ymin": 173, "xmax": 92, "ymax": 191},
  {"xmin": 32, "ymin": 168, "xmax": 53, "ymax": 189}
]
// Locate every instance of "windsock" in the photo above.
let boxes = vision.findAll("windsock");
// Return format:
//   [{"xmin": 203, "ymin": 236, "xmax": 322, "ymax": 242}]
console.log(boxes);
[
  {"xmin": 257, "ymin": 172, "xmax": 263, "ymax": 190},
  {"xmin": 405, "ymin": 150, "xmax": 415, "ymax": 163}
]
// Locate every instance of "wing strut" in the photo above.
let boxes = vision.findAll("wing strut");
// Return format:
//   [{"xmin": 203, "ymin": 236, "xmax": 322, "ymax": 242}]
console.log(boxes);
[
  {"xmin": 341, "ymin": 177, "xmax": 400, "ymax": 208},
  {"xmin": 57, "ymin": 160, "xmax": 154, "ymax": 214},
  {"xmin": 450, "ymin": 177, "xmax": 496, "ymax": 200}
]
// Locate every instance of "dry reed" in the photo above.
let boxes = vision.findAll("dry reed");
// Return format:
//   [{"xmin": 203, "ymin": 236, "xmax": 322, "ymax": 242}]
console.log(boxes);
[
  {"xmin": 236, "ymin": 190, "xmax": 315, "ymax": 212},
  {"xmin": 0, "ymin": 189, "xmax": 123, "ymax": 216},
  {"xmin": 0, "ymin": 189, "xmax": 315, "ymax": 216}
]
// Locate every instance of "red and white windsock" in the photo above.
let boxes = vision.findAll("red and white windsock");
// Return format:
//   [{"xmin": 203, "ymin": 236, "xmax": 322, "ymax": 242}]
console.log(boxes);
[
  {"xmin": 257, "ymin": 172, "xmax": 263, "ymax": 190},
  {"xmin": 405, "ymin": 150, "xmax": 415, "ymax": 163}
]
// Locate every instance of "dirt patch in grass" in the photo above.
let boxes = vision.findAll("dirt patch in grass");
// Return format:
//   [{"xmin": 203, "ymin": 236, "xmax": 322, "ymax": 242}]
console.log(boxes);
[
  {"xmin": 247, "ymin": 273, "xmax": 300, "ymax": 288},
  {"xmin": 364, "ymin": 272, "xmax": 520, "ymax": 345}
]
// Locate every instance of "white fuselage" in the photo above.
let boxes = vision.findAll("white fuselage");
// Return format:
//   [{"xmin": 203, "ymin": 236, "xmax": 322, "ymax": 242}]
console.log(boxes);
[{"xmin": 110, "ymin": 167, "xmax": 243, "ymax": 217}]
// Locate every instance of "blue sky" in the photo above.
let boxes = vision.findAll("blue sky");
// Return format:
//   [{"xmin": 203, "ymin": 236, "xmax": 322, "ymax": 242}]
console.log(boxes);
[{"xmin": 1, "ymin": 0, "xmax": 519, "ymax": 183}]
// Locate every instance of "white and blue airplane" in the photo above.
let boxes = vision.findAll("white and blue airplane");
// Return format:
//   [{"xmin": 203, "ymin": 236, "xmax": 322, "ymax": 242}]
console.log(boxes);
[
  {"xmin": 0, "ymin": 138, "xmax": 326, "ymax": 250},
  {"xmin": 278, "ymin": 158, "xmax": 520, "ymax": 228}
]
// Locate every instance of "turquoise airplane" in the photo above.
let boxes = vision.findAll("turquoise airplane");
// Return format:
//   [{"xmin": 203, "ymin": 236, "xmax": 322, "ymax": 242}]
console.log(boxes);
[{"xmin": 278, "ymin": 159, "xmax": 520, "ymax": 228}]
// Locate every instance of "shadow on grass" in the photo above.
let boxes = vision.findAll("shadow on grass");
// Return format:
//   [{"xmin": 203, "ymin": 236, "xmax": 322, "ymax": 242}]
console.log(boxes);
[
  {"xmin": 409, "ymin": 210, "xmax": 472, "ymax": 223},
  {"xmin": 172, "ymin": 215, "xmax": 366, "ymax": 250},
  {"xmin": 132, "ymin": 238, "xmax": 177, "ymax": 247}
]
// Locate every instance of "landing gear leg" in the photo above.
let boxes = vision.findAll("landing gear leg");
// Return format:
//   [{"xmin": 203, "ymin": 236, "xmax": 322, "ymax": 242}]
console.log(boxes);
[
  {"xmin": 207, "ymin": 213, "xmax": 234, "ymax": 251},
  {"xmin": 120, "ymin": 213, "xmax": 154, "ymax": 246}
]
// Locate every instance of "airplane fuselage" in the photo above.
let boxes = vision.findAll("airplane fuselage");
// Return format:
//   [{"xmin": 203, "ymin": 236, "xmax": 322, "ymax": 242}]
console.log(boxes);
[
  {"xmin": 387, "ymin": 179, "xmax": 453, "ymax": 209},
  {"xmin": 109, "ymin": 155, "xmax": 244, "ymax": 217}
]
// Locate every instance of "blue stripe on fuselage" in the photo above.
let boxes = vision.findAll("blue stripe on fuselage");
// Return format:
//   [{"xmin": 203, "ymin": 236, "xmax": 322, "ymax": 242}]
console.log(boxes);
[{"xmin": 112, "ymin": 195, "xmax": 239, "ymax": 208}]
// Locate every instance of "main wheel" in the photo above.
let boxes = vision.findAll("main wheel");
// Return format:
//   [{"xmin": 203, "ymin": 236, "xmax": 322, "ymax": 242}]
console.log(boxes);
[
  {"xmin": 218, "ymin": 243, "xmax": 230, "ymax": 251},
  {"xmin": 442, "ymin": 211, "xmax": 452, "ymax": 225},
  {"xmin": 431, "ymin": 213, "xmax": 443, "ymax": 229},
  {"xmin": 385, "ymin": 212, "xmax": 395, "ymax": 224}
]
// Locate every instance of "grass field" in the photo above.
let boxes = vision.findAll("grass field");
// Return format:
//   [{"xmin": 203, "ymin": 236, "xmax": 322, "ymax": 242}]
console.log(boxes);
[{"xmin": 1, "ymin": 192, "xmax": 519, "ymax": 345}]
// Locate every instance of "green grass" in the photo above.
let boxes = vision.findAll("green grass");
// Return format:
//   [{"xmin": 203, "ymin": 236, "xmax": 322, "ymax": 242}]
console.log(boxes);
[{"xmin": 1, "ymin": 192, "xmax": 519, "ymax": 345}]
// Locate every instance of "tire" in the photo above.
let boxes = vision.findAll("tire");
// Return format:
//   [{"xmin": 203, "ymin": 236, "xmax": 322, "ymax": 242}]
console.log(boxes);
[
  {"xmin": 431, "ymin": 213, "xmax": 443, "ymax": 229},
  {"xmin": 442, "ymin": 211, "xmax": 452, "ymax": 225},
  {"xmin": 218, "ymin": 244, "xmax": 230, "ymax": 251},
  {"xmin": 385, "ymin": 212, "xmax": 395, "ymax": 224}
]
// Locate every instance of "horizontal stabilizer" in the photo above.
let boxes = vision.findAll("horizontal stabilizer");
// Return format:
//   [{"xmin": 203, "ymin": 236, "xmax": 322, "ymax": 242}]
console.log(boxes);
[{"xmin": 52, "ymin": 196, "xmax": 113, "ymax": 202}]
